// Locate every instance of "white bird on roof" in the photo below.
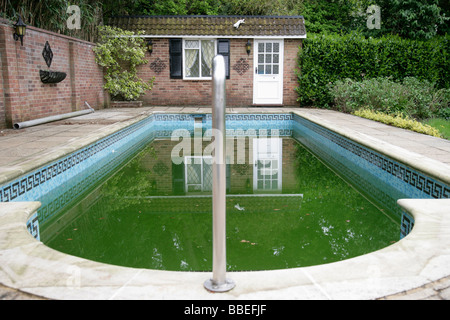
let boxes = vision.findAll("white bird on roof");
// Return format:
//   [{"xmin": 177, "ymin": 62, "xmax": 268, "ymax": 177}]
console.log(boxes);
[{"xmin": 233, "ymin": 19, "xmax": 245, "ymax": 29}]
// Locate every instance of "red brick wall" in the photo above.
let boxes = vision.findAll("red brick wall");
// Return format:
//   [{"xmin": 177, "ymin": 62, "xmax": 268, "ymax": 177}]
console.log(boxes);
[
  {"xmin": 138, "ymin": 38, "xmax": 214, "ymax": 106},
  {"xmin": 0, "ymin": 56, "xmax": 4, "ymax": 127},
  {"xmin": 0, "ymin": 19, "xmax": 107, "ymax": 128},
  {"xmin": 283, "ymin": 39, "xmax": 302, "ymax": 106},
  {"xmin": 138, "ymin": 38, "xmax": 301, "ymax": 107},
  {"xmin": 228, "ymin": 39, "xmax": 254, "ymax": 106}
]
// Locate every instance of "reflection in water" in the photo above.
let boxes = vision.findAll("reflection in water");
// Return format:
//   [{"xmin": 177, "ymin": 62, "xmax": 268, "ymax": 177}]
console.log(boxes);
[{"xmin": 43, "ymin": 138, "xmax": 399, "ymax": 271}]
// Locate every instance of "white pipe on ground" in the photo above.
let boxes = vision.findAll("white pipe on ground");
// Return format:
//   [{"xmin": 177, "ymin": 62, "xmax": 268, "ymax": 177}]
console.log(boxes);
[{"xmin": 13, "ymin": 102, "xmax": 95, "ymax": 129}]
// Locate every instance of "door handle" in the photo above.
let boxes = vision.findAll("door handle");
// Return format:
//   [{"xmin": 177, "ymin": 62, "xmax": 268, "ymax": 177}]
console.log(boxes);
[{"xmin": 255, "ymin": 67, "xmax": 257, "ymax": 74}]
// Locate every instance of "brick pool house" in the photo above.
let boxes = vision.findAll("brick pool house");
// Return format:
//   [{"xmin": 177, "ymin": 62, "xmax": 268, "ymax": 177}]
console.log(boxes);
[{"xmin": 109, "ymin": 15, "xmax": 307, "ymax": 107}]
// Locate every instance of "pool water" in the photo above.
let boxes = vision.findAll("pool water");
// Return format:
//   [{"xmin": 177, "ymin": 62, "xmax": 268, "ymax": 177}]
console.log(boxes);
[{"xmin": 42, "ymin": 137, "xmax": 399, "ymax": 271}]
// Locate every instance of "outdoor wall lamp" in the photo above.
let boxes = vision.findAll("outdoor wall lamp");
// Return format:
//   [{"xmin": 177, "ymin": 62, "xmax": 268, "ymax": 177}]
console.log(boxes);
[
  {"xmin": 147, "ymin": 39, "xmax": 153, "ymax": 54},
  {"xmin": 13, "ymin": 15, "xmax": 27, "ymax": 46},
  {"xmin": 246, "ymin": 40, "xmax": 251, "ymax": 55}
]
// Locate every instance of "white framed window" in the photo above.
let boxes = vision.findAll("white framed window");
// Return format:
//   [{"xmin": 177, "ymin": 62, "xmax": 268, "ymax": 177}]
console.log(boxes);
[
  {"xmin": 184, "ymin": 156, "xmax": 213, "ymax": 192},
  {"xmin": 256, "ymin": 41, "xmax": 281, "ymax": 75},
  {"xmin": 183, "ymin": 39, "xmax": 216, "ymax": 80}
]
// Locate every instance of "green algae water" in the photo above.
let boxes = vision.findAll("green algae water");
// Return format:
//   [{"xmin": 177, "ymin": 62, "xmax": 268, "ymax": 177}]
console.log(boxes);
[{"xmin": 42, "ymin": 138, "xmax": 400, "ymax": 271}]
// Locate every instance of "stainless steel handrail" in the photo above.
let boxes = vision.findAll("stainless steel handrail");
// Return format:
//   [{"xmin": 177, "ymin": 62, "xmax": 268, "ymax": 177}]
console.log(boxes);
[{"xmin": 204, "ymin": 55, "xmax": 235, "ymax": 293}]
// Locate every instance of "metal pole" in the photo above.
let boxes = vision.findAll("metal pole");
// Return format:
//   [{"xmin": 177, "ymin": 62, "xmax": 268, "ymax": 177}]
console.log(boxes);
[{"xmin": 204, "ymin": 55, "xmax": 235, "ymax": 293}]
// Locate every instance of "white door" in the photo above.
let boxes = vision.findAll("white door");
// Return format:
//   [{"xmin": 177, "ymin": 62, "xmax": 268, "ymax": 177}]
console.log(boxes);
[
  {"xmin": 253, "ymin": 138, "xmax": 282, "ymax": 192},
  {"xmin": 253, "ymin": 40, "xmax": 284, "ymax": 105}
]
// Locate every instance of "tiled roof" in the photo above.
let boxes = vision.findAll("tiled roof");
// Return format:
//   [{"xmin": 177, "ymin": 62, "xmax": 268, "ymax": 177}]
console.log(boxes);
[{"xmin": 108, "ymin": 15, "xmax": 306, "ymax": 38}]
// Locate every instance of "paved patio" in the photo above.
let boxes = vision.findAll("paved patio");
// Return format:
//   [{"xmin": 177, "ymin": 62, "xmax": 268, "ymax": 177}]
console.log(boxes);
[{"xmin": 0, "ymin": 106, "xmax": 449, "ymax": 300}]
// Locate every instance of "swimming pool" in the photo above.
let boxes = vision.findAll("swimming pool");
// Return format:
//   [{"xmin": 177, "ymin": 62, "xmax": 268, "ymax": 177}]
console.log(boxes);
[
  {"xmin": 1, "ymin": 110, "xmax": 449, "ymax": 299},
  {"xmin": 41, "ymin": 137, "xmax": 399, "ymax": 271},
  {"xmin": 1, "ymin": 113, "xmax": 448, "ymax": 272}
]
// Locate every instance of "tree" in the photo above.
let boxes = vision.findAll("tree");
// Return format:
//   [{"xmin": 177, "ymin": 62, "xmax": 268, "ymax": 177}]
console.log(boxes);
[
  {"xmin": 0, "ymin": 0, "xmax": 102, "ymax": 42},
  {"xmin": 100, "ymin": 0, "xmax": 221, "ymax": 16},
  {"xmin": 376, "ymin": 0, "xmax": 447, "ymax": 39},
  {"xmin": 2, "ymin": 0, "xmax": 448, "ymax": 41},
  {"xmin": 299, "ymin": 0, "xmax": 357, "ymax": 34},
  {"xmin": 438, "ymin": 0, "xmax": 450, "ymax": 35}
]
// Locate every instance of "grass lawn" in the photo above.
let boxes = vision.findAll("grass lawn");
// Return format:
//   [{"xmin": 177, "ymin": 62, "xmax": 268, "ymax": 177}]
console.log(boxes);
[{"xmin": 423, "ymin": 118, "xmax": 450, "ymax": 140}]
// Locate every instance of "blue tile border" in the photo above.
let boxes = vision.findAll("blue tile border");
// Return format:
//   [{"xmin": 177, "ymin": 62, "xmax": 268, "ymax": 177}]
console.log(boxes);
[
  {"xmin": 0, "ymin": 114, "xmax": 155, "ymax": 203},
  {"xmin": 293, "ymin": 114, "xmax": 449, "ymax": 200},
  {"xmin": 0, "ymin": 113, "xmax": 293, "ymax": 202}
]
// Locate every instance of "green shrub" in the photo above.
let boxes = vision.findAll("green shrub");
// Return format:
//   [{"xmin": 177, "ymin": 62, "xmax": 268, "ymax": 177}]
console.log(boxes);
[
  {"xmin": 402, "ymin": 77, "xmax": 450, "ymax": 119},
  {"xmin": 353, "ymin": 109, "xmax": 442, "ymax": 138},
  {"xmin": 329, "ymin": 77, "xmax": 450, "ymax": 119},
  {"xmin": 296, "ymin": 33, "xmax": 450, "ymax": 108},
  {"xmin": 436, "ymin": 107, "xmax": 450, "ymax": 120},
  {"xmin": 94, "ymin": 26, "xmax": 154, "ymax": 101}
]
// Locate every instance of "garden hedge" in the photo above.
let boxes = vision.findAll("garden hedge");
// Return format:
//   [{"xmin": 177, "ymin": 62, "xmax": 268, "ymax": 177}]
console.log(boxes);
[{"xmin": 296, "ymin": 33, "xmax": 450, "ymax": 108}]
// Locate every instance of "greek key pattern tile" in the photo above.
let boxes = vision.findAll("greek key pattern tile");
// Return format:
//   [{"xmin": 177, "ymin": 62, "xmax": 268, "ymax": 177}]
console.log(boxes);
[
  {"xmin": 1, "ymin": 113, "xmax": 294, "ymax": 203},
  {"xmin": 26, "ymin": 212, "xmax": 40, "ymax": 241},
  {"xmin": 153, "ymin": 114, "xmax": 196, "ymax": 121},
  {"xmin": 400, "ymin": 211, "xmax": 415, "ymax": 239},
  {"xmin": 224, "ymin": 114, "xmax": 294, "ymax": 121}
]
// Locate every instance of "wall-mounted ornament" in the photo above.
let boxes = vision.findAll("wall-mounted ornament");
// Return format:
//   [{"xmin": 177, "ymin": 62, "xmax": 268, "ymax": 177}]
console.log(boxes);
[
  {"xmin": 234, "ymin": 163, "xmax": 250, "ymax": 176},
  {"xmin": 42, "ymin": 41, "xmax": 53, "ymax": 68},
  {"xmin": 39, "ymin": 70, "xmax": 67, "ymax": 84},
  {"xmin": 232, "ymin": 58, "xmax": 250, "ymax": 76},
  {"xmin": 150, "ymin": 57, "xmax": 166, "ymax": 74},
  {"xmin": 153, "ymin": 161, "xmax": 169, "ymax": 176},
  {"xmin": 39, "ymin": 41, "xmax": 66, "ymax": 84}
]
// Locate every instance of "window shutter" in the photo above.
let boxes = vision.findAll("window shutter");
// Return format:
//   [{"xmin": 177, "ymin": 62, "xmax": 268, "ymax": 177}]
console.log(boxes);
[
  {"xmin": 169, "ymin": 39, "xmax": 183, "ymax": 79},
  {"xmin": 217, "ymin": 39, "xmax": 230, "ymax": 79}
]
